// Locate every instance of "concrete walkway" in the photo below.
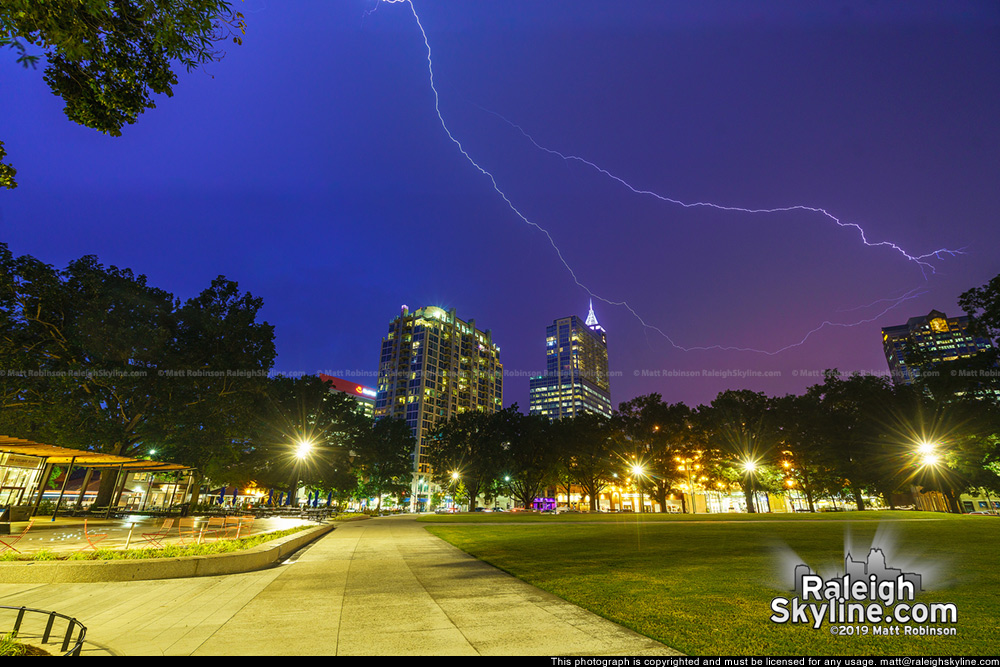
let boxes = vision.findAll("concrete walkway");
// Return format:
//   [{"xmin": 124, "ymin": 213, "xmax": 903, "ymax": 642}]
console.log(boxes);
[{"xmin": 0, "ymin": 515, "xmax": 681, "ymax": 656}]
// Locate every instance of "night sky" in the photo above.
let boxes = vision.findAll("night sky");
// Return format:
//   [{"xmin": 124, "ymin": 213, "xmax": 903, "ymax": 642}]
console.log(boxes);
[{"xmin": 3, "ymin": 0, "xmax": 999, "ymax": 410}]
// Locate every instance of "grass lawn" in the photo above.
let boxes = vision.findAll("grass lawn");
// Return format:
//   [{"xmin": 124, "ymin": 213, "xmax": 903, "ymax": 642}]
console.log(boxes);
[{"xmin": 421, "ymin": 511, "xmax": 1000, "ymax": 655}]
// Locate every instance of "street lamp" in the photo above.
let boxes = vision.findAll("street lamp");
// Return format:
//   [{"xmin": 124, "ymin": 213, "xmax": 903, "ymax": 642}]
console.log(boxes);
[
  {"xmin": 916, "ymin": 441, "xmax": 940, "ymax": 467},
  {"xmin": 741, "ymin": 458, "xmax": 760, "ymax": 513},
  {"xmin": 629, "ymin": 463, "xmax": 647, "ymax": 512},
  {"xmin": 291, "ymin": 438, "xmax": 314, "ymax": 508}
]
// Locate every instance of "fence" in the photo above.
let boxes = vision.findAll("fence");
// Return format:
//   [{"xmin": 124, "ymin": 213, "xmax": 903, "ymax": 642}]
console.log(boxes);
[{"xmin": 0, "ymin": 605, "xmax": 87, "ymax": 656}]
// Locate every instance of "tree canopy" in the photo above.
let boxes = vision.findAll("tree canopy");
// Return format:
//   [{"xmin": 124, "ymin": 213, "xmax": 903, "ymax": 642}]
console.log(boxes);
[{"xmin": 1, "ymin": 0, "xmax": 246, "ymax": 188}]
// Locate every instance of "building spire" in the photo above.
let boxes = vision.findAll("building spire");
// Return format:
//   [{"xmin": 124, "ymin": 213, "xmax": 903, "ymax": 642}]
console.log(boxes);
[{"xmin": 585, "ymin": 298, "xmax": 603, "ymax": 331}]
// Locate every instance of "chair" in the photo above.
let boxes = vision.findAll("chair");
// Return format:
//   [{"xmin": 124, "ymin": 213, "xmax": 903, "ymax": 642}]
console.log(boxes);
[
  {"xmin": 140, "ymin": 518, "xmax": 174, "ymax": 548},
  {"xmin": 80, "ymin": 518, "xmax": 108, "ymax": 551},
  {"xmin": 233, "ymin": 515, "xmax": 254, "ymax": 539},
  {"xmin": 176, "ymin": 517, "xmax": 199, "ymax": 544},
  {"xmin": 203, "ymin": 516, "xmax": 232, "ymax": 541},
  {"xmin": 0, "ymin": 519, "xmax": 35, "ymax": 554}
]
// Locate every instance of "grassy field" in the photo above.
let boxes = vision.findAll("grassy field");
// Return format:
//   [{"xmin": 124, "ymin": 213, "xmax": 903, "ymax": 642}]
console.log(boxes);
[{"xmin": 421, "ymin": 511, "xmax": 1000, "ymax": 655}]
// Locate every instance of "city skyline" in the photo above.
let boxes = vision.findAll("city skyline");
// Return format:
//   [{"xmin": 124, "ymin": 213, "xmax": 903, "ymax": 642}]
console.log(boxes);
[{"xmin": 4, "ymin": 1, "xmax": 999, "ymax": 409}]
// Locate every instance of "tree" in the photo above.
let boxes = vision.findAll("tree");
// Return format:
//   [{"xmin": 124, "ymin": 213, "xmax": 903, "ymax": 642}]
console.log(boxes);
[
  {"xmin": 0, "ymin": 244, "xmax": 276, "ymax": 507},
  {"xmin": 239, "ymin": 375, "xmax": 362, "ymax": 505},
  {"xmin": 425, "ymin": 409, "xmax": 506, "ymax": 511},
  {"xmin": 771, "ymin": 393, "xmax": 839, "ymax": 512},
  {"xmin": 697, "ymin": 390, "xmax": 775, "ymax": 513},
  {"xmin": 960, "ymin": 273, "xmax": 1000, "ymax": 343},
  {"xmin": 501, "ymin": 410, "xmax": 561, "ymax": 511},
  {"xmin": 1, "ymin": 0, "xmax": 246, "ymax": 188},
  {"xmin": 806, "ymin": 371, "xmax": 915, "ymax": 511},
  {"xmin": 617, "ymin": 394, "xmax": 702, "ymax": 513},
  {"xmin": 561, "ymin": 412, "xmax": 617, "ymax": 512},
  {"xmin": 146, "ymin": 276, "xmax": 276, "ymax": 506},
  {"xmin": 0, "ymin": 141, "xmax": 15, "ymax": 190},
  {"xmin": 353, "ymin": 417, "xmax": 414, "ymax": 512}
]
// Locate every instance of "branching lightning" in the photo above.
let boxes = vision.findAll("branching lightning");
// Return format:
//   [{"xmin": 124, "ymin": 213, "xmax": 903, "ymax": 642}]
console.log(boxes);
[
  {"xmin": 372, "ymin": 0, "xmax": 960, "ymax": 355},
  {"xmin": 476, "ymin": 107, "xmax": 965, "ymax": 279}
]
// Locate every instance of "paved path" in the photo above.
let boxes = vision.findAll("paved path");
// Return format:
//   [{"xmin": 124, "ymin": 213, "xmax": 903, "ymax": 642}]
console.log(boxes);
[{"xmin": 0, "ymin": 515, "xmax": 681, "ymax": 656}]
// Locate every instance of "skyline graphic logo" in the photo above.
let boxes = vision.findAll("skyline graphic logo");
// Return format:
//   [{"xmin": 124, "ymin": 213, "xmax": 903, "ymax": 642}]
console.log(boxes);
[{"xmin": 771, "ymin": 548, "xmax": 957, "ymax": 636}]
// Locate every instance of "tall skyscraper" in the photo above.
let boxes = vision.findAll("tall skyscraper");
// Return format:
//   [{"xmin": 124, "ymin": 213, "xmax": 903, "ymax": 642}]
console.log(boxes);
[
  {"xmin": 529, "ymin": 300, "xmax": 612, "ymax": 420},
  {"xmin": 374, "ymin": 305, "xmax": 503, "ymax": 510},
  {"xmin": 882, "ymin": 309, "xmax": 994, "ymax": 385}
]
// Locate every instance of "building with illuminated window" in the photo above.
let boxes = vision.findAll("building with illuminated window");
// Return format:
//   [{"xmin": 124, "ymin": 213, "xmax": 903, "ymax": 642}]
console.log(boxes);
[
  {"xmin": 529, "ymin": 300, "xmax": 612, "ymax": 420},
  {"xmin": 319, "ymin": 374, "xmax": 377, "ymax": 419},
  {"xmin": 374, "ymin": 305, "xmax": 503, "ymax": 510},
  {"xmin": 882, "ymin": 309, "xmax": 993, "ymax": 385}
]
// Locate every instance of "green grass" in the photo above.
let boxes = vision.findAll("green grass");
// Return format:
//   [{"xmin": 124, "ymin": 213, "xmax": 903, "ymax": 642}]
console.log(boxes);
[
  {"xmin": 0, "ymin": 632, "xmax": 49, "ymax": 656},
  {"xmin": 424, "ymin": 511, "xmax": 1000, "ymax": 655}
]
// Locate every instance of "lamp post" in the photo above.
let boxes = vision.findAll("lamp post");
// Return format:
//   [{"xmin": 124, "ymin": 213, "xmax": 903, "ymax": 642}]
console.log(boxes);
[
  {"xmin": 741, "ymin": 459, "xmax": 759, "ymax": 513},
  {"xmin": 630, "ymin": 463, "xmax": 646, "ymax": 512},
  {"xmin": 913, "ymin": 439, "xmax": 952, "ymax": 512},
  {"xmin": 290, "ymin": 439, "xmax": 314, "ymax": 508}
]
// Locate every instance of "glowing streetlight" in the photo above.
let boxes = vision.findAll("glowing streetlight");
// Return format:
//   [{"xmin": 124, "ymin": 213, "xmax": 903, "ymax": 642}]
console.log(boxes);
[
  {"xmin": 290, "ymin": 438, "xmax": 315, "ymax": 507},
  {"xmin": 296, "ymin": 439, "xmax": 313, "ymax": 460},
  {"xmin": 915, "ymin": 440, "xmax": 941, "ymax": 468}
]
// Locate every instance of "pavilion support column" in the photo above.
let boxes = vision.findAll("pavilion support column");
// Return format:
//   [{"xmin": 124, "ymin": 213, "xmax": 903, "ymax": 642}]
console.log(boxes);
[
  {"xmin": 30, "ymin": 459, "xmax": 53, "ymax": 517},
  {"xmin": 140, "ymin": 473, "xmax": 155, "ymax": 511},
  {"xmin": 106, "ymin": 464, "xmax": 125, "ymax": 518},
  {"xmin": 180, "ymin": 473, "xmax": 193, "ymax": 506},
  {"xmin": 51, "ymin": 456, "xmax": 76, "ymax": 521}
]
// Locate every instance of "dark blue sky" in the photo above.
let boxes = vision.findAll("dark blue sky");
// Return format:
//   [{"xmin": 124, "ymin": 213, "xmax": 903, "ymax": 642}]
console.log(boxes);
[{"xmin": 3, "ymin": 0, "xmax": 999, "ymax": 409}]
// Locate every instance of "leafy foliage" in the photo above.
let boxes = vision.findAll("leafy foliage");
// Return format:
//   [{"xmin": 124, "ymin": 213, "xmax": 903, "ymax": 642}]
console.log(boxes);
[{"xmin": 1, "ymin": 0, "xmax": 246, "ymax": 188}]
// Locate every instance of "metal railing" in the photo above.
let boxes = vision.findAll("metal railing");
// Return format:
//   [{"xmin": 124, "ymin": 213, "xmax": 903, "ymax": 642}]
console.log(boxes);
[{"xmin": 0, "ymin": 605, "xmax": 87, "ymax": 656}]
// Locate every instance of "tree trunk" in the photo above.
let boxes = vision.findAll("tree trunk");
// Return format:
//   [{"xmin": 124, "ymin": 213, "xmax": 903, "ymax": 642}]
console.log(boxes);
[
  {"xmin": 188, "ymin": 471, "xmax": 205, "ymax": 507},
  {"xmin": 94, "ymin": 469, "xmax": 118, "ymax": 508},
  {"xmin": 743, "ymin": 483, "xmax": 756, "ymax": 513},
  {"xmin": 74, "ymin": 468, "xmax": 94, "ymax": 509},
  {"xmin": 943, "ymin": 488, "xmax": 962, "ymax": 514},
  {"xmin": 852, "ymin": 486, "xmax": 865, "ymax": 512},
  {"xmin": 654, "ymin": 487, "xmax": 667, "ymax": 514}
]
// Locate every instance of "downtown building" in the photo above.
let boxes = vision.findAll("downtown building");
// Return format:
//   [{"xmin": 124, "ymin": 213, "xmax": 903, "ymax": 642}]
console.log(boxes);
[
  {"xmin": 529, "ymin": 300, "xmax": 613, "ymax": 420},
  {"xmin": 374, "ymin": 305, "xmax": 503, "ymax": 511},
  {"xmin": 319, "ymin": 374, "xmax": 377, "ymax": 419},
  {"xmin": 881, "ymin": 309, "xmax": 994, "ymax": 385}
]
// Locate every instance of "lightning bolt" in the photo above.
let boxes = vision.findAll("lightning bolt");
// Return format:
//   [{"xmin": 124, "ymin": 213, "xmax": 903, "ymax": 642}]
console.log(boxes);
[
  {"xmin": 372, "ymin": 0, "xmax": 955, "ymax": 355},
  {"xmin": 476, "ymin": 106, "xmax": 965, "ymax": 278}
]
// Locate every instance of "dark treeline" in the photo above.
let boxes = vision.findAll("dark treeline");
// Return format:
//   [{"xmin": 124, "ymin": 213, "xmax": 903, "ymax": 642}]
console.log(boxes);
[
  {"xmin": 2, "ymin": 244, "xmax": 998, "ymax": 513},
  {"xmin": 0, "ymin": 244, "xmax": 412, "ymax": 510}
]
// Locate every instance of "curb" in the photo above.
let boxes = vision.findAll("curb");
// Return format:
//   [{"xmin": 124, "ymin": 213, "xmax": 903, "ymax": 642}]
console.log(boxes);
[{"xmin": 0, "ymin": 523, "xmax": 336, "ymax": 584}]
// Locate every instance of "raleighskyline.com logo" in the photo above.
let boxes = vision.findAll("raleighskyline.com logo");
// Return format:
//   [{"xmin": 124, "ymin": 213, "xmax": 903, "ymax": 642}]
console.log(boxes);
[{"xmin": 770, "ymin": 548, "xmax": 957, "ymax": 635}]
